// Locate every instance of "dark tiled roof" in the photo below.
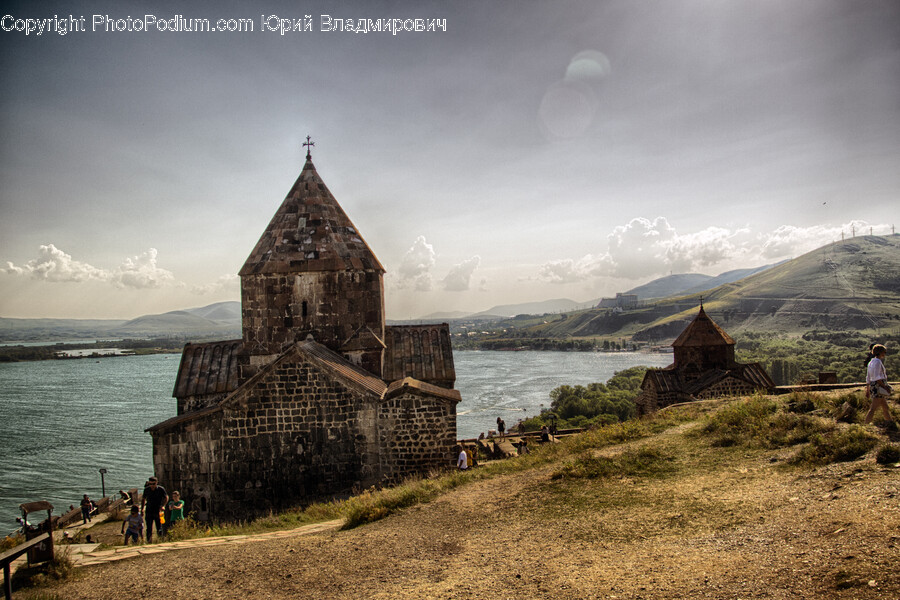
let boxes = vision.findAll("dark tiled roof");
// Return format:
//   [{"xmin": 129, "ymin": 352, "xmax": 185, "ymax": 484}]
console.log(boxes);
[
  {"xmin": 643, "ymin": 368, "xmax": 682, "ymax": 394},
  {"xmin": 737, "ymin": 362, "xmax": 777, "ymax": 390},
  {"xmin": 385, "ymin": 377, "xmax": 462, "ymax": 403},
  {"xmin": 239, "ymin": 159, "xmax": 384, "ymax": 276},
  {"xmin": 296, "ymin": 339, "xmax": 387, "ymax": 397},
  {"xmin": 146, "ymin": 405, "xmax": 221, "ymax": 433},
  {"xmin": 152, "ymin": 337, "xmax": 460, "ymax": 434},
  {"xmin": 383, "ymin": 324, "xmax": 456, "ymax": 384},
  {"xmin": 172, "ymin": 340, "xmax": 243, "ymax": 399},
  {"xmin": 644, "ymin": 362, "xmax": 775, "ymax": 397},
  {"xmin": 672, "ymin": 306, "xmax": 735, "ymax": 347}
]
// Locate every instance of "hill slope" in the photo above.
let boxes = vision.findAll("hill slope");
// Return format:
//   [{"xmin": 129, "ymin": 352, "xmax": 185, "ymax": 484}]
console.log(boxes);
[
  {"xmin": 508, "ymin": 235, "xmax": 900, "ymax": 341},
  {"xmin": 50, "ymin": 393, "xmax": 900, "ymax": 599}
]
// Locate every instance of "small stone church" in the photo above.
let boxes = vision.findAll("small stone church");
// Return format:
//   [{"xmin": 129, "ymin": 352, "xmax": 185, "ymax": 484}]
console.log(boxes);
[
  {"xmin": 148, "ymin": 148, "xmax": 461, "ymax": 521},
  {"xmin": 635, "ymin": 306, "xmax": 775, "ymax": 415}
]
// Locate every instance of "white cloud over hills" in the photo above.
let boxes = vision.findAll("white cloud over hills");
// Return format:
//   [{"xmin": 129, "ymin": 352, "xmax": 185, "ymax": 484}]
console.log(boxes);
[{"xmin": 538, "ymin": 218, "xmax": 891, "ymax": 283}]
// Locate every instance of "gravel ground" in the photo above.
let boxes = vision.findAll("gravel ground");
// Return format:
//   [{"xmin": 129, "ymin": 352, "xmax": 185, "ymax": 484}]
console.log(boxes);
[{"xmin": 40, "ymin": 422, "xmax": 900, "ymax": 600}]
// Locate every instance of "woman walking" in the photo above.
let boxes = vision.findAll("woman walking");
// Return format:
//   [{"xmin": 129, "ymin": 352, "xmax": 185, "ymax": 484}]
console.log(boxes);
[{"xmin": 865, "ymin": 344, "xmax": 894, "ymax": 425}]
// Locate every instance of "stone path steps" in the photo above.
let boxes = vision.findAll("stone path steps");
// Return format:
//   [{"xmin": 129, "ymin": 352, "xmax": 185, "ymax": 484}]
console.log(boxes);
[{"xmin": 70, "ymin": 519, "xmax": 344, "ymax": 567}]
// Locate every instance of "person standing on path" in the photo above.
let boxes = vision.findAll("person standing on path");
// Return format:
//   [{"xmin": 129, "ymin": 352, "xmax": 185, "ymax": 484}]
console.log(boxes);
[
  {"xmin": 456, "ymin": 445, "xmax": 468, "ymax": 471},
  {"xmin": 80, "ymin": 494, "xmax": 93, "ymax": 524},
  {"xmin": 865, "ymin": 344, "xmax": 894, "ymax": 425},
  {"xmin": 140, "ymin": 476, "xmax": 168, "ymax": 543},
  {"xmin": 497, "ymin": 417, "xmax": 505, "ymax": 439},
  {"xmin": 164, "ymin": 491, "xmax": 185, "ymax": 535}
]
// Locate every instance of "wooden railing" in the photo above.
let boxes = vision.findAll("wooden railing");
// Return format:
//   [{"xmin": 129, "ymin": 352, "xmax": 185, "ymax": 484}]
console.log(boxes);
[{"xmin": 0, "ymin": 532, "xmax": 51, "ymax": 600}]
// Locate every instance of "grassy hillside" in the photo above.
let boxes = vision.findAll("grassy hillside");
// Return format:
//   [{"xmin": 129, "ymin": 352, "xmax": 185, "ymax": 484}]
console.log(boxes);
[
  {"xmin": 489, "ymin": 235, "xmax": 900, "ymax": 344},
  {"xmin": 43, "ymin": 390, "xmax": 900, "ymax": 600}
]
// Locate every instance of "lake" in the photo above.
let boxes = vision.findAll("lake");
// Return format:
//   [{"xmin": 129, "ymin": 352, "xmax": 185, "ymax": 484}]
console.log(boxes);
[{"xmin": 0, "ymin": 350, "xmax": 671, "ymax": 533}]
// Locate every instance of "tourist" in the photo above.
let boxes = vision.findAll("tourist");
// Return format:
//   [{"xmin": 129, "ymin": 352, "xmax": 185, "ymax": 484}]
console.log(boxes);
[
  {"xmin": 122, "ymin": 506, "xmax": 144, "ymax": 545},
  {"xmin": 478, "ymin": 432, "xmax": 485, "ymax": 440},
  {"xmin": 517, "ymin": 421, "xmax": 525, "ymax": 436},
  {"xmin": 140, "ymin": 476, "xmax": 169, "ymax": 543},
  {"xmin": 165, "ymin": 491, "xmax": 185, "ymax": 534},
  {"xmin": 118, "ymin": 490, "xmax": 132, "ymax": 505},
  {"xmin": 456, "ymin": 445, "xmax": 468, "ymax": 471},
  {"xmin": 865, "ymin": 344, "xmax": 893, "ymax": 425},
  {"xmin": 80, "ymin": 494, "xmax": 93, "ymax": 524},
  {"xmin": 540, "ymin": 425, "xmax": 550, "ymax": 443},
  {"xmin": 518, "ymin": 437, "xmax": 529, "ymax": 455},
  {"xmin": 497, "ymin": 417, "xmax": 506, "ymax": 438}
]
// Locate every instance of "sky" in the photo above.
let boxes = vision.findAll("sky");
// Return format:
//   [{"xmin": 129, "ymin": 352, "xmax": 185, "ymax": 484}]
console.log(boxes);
[{"xmin": 1, "ymin": 0, "xmax": 899, "ymax": 321}]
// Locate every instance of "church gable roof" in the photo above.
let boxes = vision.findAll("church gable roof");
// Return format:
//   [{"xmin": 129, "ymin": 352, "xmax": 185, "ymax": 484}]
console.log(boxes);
[
  {"xmin": 295, "ymin": 338, "xmax": 388, "ymax": 397},
  {"xmin": 383, "ymin": 324, "xmax": 456, "ymax": 385},
  {"xmin": 384, "ymin": 377, "xmax": 462, "ymax": 404},
  {"xmin": 672, "ymin": 306, "xmax": 735, "ymax": 347},
  {"xmin": 239, "ymin": 159, "xmax": 385, "ymax": 276}
]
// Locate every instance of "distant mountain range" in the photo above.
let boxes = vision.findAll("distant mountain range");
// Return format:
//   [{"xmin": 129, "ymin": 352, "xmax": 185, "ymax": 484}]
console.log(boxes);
[
  {"xmin": 0, "ymin": 302, "xmax": 242, "ymax": 343},
  {"xmin": 412, "ymin": 263, "xmax": 779, "ymax": 321}
]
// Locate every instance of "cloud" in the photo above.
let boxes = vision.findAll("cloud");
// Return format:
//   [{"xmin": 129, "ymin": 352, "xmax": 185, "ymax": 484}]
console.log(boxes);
[
  {"xmin": 111, "ymin": 248, "xmax": 175, "ymax": 289},
  {"xmin": 538, "ymin": 255, "xmax": 605, "ymax": 284},
  {"xmin": 396, "ymin": 236, "xmax": 436, "ymax": 291},
  {"xmin": 191, "ymin": 274, "xmax": 240, "ymax": 295},
  {"xmin": 5, "ymin": 244, "xmax": 175, "ymax": 289},
  {"xmin": 442, "ymin": 256, "xmax": 481, "ymax": 291},
  {"xmin": 537, "ymin": 217, "xmax": 889, "ymax": 283},
  {"xmin": 758, "ymin": 221, "xmax": 883, "ymax": 258},
  {"xmin": 4, "ymin": 244, "xmax": 109, "ymax": 283}
]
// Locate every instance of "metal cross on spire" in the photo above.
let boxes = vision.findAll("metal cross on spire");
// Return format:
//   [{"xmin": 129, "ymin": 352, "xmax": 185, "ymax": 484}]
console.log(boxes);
[{"xmin": 303, "ymin": 135, "xmax": 315, "ymax": 160}]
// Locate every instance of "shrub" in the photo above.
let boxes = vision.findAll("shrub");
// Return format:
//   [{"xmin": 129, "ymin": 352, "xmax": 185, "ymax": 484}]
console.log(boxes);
[
  {"xmin": 765, "ymin": 412, "xmax": 834, "ymax": 447},
  {"xmin": 698, "ymin": 396, "xmax": 834, "ymax": 449},
  {"xmin": 0, "ymin": 532, "xmax": 24, "ymax": 552},
  {"xmin": 876, "ymin": 444, "xmax": 900, "ymax": 465},
  {"xmin": 699, "ymin": 396, "xmax": 777, "ymax": 445},
  {"xmin": 790, "ymin": 425, "xmax": 879, "ymax": 466},
  {"xmin": 785, "ymin": 390, "xmax": 817, "ymax": 414}
]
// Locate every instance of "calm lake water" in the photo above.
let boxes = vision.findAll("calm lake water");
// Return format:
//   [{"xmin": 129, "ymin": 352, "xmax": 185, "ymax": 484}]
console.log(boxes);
[{"xmin": 0, "ymin": 350, "xmax": 671, "ymax": 533}]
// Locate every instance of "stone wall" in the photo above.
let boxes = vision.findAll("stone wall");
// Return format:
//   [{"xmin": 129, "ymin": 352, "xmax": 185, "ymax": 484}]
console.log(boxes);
[
  {"xmin": 241, "ymin": 271, "xmax": 385, "ymax": 378},
  {"xmin": 151, "ymin": 411, "xmax": 223, "ymax": 522},
  {"xmin": 154, "ymin": 343, "xmax": 458, "ymax": 522},
  {"xmin": 377, "ymin": 391, "xmax": 457, "ymax": 484},
  {"xmin": 694, "ymin": 377, "xmax": 759, "ymax": 400}
]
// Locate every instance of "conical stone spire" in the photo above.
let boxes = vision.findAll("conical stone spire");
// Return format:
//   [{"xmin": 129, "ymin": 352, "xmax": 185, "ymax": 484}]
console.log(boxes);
[{"xmin": 239, "ymin": 159, "xmax": 384, "ymax": 277}]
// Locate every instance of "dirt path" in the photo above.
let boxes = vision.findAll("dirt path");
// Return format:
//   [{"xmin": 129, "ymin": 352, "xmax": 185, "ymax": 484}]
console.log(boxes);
[{"xmin": 38, "ymin": 422, "xmax": 900, "ymax": 600}]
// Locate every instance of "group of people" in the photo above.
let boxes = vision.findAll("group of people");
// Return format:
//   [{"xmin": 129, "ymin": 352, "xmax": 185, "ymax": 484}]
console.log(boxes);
[
  {"xmin": 456, "ymin": 444, "xmax": 478, "ymax": 470},
  {"xmin": 121, "ymin": 476, "xmax": 185, "ymax": 545},
  {"xmin": 865, "ymin": 343, "xmax": 894, "ymax": 426}
]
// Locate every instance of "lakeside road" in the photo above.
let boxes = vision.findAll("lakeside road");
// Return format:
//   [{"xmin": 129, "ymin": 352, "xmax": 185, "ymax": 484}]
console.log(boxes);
[{"xmin": 44, "ymin": 413, "xmax": 900, "ymax": 600}]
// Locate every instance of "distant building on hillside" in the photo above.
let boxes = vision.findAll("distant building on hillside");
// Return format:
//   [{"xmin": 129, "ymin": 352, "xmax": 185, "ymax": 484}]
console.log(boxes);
[
  {"xmin": 597, "ymin": 293, "xmax": 639, "ymax": 310},
  {"xmin": 147, "ymin": 147, "xmax": 460, "ymax": 521},
  {"xmin": 635, "ymin": 305, "xmax": 775, "ymax": 415}
]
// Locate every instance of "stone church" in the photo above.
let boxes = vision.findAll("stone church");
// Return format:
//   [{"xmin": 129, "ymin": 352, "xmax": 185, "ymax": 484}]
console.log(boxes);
[
  {"xmin": 148, "ymin": 149, "xmax": 460, "ymax": 521},
  {"xmin": 635, "ymin": 305, "xmax": 775, "ymax": 415}
]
